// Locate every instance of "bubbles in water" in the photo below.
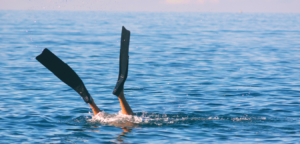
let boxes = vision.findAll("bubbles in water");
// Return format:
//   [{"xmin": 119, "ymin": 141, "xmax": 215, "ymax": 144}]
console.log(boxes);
[
  {"xmin": 88, "ymin": 111, "xmax": 143, "ymax": 124},
  {"xmin": 86, "ymin": 111, "xmax": 270, "ymax": 128},
  {"xmin": 208, "ymin": 117, "xmax": 219, "ymax": 120}
]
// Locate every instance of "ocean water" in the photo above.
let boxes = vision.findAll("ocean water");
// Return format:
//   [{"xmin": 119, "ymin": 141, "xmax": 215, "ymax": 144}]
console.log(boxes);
[{"xmin": 1, "ymin": 11, "xmax": 300, "ymax": 143}]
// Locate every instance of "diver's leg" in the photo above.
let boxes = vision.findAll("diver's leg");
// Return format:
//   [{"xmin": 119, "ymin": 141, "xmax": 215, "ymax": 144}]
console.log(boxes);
[
  {"xmin": 113, "ymin": 27, "xmax": 133, "ymax": 115},
  {"xmin": 118, "ymin": 90, "xmax": 133, "ymax": 115},
  {"xmin": 36, "ymin": 48, "xmax": 100, "ymax": 115},
  {"xmin": 88, "ymin": 99, "xmax": 101, "ymax": 115}
]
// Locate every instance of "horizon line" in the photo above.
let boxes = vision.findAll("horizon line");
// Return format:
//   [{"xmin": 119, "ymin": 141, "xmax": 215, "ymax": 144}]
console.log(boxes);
[{"xmin": 0, "ymin": 9, "xmax": 299, "ymax": 14}]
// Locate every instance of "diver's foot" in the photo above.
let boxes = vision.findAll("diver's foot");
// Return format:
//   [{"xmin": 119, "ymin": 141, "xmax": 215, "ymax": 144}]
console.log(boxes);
[
  {"xmin": 113, "ymin": 26, "xmax": 130, "ymax": 96},
  {"xmin": 113, "ymin": 77, "xmax": 126, "ymax": 96}
]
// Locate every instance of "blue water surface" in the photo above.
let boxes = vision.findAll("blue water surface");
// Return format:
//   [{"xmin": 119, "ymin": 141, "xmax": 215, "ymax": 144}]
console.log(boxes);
[{"xmin": 1, "ymin": 11, "xmax": 300, "ymax": 143}]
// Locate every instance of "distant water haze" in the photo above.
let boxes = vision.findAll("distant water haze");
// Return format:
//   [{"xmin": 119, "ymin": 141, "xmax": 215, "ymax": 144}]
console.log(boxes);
[{"xmin": 0, "ymin": 0, "xmax": 300, "ymax": 13}]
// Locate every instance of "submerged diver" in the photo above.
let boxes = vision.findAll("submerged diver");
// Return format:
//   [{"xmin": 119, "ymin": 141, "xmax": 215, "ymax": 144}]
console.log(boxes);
[{"xmin": 36, "ymin": 26, "xmax": 133, "ymax": 116}]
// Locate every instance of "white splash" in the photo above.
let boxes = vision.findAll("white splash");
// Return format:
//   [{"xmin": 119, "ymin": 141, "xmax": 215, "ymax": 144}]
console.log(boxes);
[
  {"xmin": 232, "ymin": 117, "xmax": 267, "ymax": 121},
  {"xmin": 208, "ymin": 117, "xmax": 220, "ymax": 120},
  {"xmin": 88, "ymin": 111, "xmax": 143, "ymax": 124}
]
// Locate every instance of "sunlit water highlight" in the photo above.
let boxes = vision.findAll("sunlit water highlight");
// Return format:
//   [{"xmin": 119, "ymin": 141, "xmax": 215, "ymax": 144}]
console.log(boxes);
[{"xmin": 1, "ymin": 11, "xmax": 300, "ymax": 143}]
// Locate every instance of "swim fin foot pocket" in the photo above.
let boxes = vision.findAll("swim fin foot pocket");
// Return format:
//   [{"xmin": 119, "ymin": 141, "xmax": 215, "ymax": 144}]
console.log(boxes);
[
  {"xmin": 36, "ymin": 48, "xmax": 93, "ymax": 104},
  {"xmin": 113, "ymin": 26, "xmax": 131, "ymax": 96}
]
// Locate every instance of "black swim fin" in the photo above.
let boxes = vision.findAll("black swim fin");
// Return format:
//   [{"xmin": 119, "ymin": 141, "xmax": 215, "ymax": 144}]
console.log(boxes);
[
  {"xmin": 113, "ymin": 26, "xmax": 130, "ymax": 96},
  {"xmin": 36, "ymin": 48, "xmax": 93, "ymax": 104}
]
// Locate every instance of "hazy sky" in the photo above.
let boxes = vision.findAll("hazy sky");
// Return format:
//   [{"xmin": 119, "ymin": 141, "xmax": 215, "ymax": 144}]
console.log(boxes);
[{"xmin": 0, "ymin": 0, "xmax": 299, "ymax": 13}]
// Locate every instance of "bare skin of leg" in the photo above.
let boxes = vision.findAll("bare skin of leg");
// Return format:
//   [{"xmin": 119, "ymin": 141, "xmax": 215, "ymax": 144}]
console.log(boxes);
[
  {"xmin": 88, "ymin": 99, "xmax": 101, "ymax": 115},
  {"xmin": 88, "ymin": 90, "xmax": 133, "ymax": 115},
  {"xmin": 118, "ymin": 90, "xmax": 134, "ymax": 115}
]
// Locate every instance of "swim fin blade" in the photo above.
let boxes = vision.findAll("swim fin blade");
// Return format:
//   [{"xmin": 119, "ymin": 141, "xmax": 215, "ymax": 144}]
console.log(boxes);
[
  {"xmin": 113, "ymin": 26, "xmax": 130, "ymax": 96},
  {"xmin": 36, "ymin": 48, "xmax": 93, "ymax": 104}
]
